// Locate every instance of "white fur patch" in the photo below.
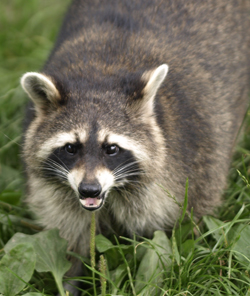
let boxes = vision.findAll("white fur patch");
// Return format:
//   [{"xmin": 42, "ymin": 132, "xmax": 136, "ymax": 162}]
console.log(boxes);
[
  {"xmin": 107, "ymin": 133, "xmax": 150, "ymax": 161},
  {"xmin": 96, "ymin": 168, "xmax": 115, "ymax": 193},
  {"xmin": 97, "ymin": 128, "xmax": 109, "ymax": 143},
  {"xmin": 37, "ymin": 130, "xmax": 87, "ymax": 159},
  {"xmin": 97, "ymin": 130, "xmax": 150, "ymax": 161},
  {"xmin": 68, "ymin": 168, "xmax": 85, "ymax": 193}
]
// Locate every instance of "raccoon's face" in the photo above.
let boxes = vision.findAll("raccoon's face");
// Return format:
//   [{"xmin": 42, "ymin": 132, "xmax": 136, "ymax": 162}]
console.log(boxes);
[
  {"xmin": 38, "ymin": 127, "xmax": 144, "ymax": 211},
  {"xmin": 21, "ymin": 65, "xmax": 168, "ymax": 211}
]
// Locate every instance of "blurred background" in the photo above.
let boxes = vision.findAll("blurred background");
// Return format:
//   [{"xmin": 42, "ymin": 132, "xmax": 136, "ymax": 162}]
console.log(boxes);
[{"xmin": 0, "ymin": 0, "xmax": 70, "ymax": 197}]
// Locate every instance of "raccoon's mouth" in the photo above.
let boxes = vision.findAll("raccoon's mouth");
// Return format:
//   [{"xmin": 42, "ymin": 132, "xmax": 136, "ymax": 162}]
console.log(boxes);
[{"xmin": 79, "ymin": 194, "xmax": 104, "ymax": 211}]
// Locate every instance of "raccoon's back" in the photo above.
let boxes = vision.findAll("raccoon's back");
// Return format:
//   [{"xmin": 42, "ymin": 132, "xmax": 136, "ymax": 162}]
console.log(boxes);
[
  {"xmin": 44, "ymin": 0, "xmax": 250, "ymax": 128},
  {"xmin": 46, "ymin": 0, "xmax": 250, "ymax": 72}
]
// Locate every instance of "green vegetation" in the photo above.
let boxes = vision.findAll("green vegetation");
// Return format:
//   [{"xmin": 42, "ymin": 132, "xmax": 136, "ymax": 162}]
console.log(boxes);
[{"xmin": 1, "ymin": 0, "xmax": 250, "ymax": 295}]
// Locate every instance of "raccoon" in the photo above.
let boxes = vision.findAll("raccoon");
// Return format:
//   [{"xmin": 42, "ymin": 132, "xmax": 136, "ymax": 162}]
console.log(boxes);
[{"xmin": 21, "ymin": 0, "xmax": 250, "ymax": 294}]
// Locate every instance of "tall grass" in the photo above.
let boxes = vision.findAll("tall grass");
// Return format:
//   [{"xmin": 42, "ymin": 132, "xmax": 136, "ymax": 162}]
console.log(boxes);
[
  {"xmin": 1, "ymin": 1, "xmax": 250, "ymax": 295},
  {"xmin": 0, "ymin": 0, "xmax": 70, "ymax": 256}
]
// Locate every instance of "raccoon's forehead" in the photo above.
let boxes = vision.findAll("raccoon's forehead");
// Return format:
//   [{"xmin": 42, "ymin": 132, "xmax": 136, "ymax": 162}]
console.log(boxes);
[{"xmin": 64, "ymin": 89, "xmax": 127, "ymax": 123}]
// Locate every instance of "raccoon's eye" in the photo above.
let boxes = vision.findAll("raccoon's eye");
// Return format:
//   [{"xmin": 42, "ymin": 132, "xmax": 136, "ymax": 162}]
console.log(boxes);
[
  {"xmin": 65, "ymin": 144, "xmax": 77, "ymax": 155},
  {"xmin": 104, "ymin": 144, "xmax": 119, "ymax": 156}
]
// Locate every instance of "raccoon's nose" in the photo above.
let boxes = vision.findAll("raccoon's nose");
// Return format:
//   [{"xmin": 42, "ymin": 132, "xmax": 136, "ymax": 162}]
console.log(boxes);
[{"xmin": 78, "ymin": 182, "xmax": 102, "ymax": 198}]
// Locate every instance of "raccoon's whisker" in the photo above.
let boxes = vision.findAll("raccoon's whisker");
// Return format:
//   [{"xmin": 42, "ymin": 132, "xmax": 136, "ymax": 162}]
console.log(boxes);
[
  {"xmin": 112, "ymin": 159, "xmax": 142, "ymax": 173},
  {"xmin": 115, "ymin": 177, "xmax": 144, "ymax": 183},
  {"xmin": 40, "ymin": 158, "xmax": 70, "ymax": 181},
  {"xmin": 112, "ymin": 160, "xmax": 142, "ymax": 175},
  {"xmin": 113, "ymin": 169, "xmax": 142, "ymax": 178},
  {"xmin": 114, "ymin": 176, "xmax": 147, "ymax": 187},
  {"xmin": 38, "ymin": 166, "xmax": 68, "ymax": 177},
  {"xmin": 41, "ymin": 167, "xmax": 69, "ymax": 180},
  {"xmin": 46, "ymin": 159, "xmax": 69, "ymax": 173},
  {"xmin": 41, "ymin": 166, "xmax": 68, "ymax": 175},
  {"xmin": 41, "ymin": 152, "xmax": 70, "ymax": 173},
  {"xmin": 114, "ymin": 172, "xmax": 145, "ymax": 181},
  {"xmin": 40, "ymin": 167, "xmax": 69, "ymax": 181},
  {"xmin": 111, "ymin": 157, "xmax": 139, "ymax": 169},
  {"xmin": 113, "ymin": 168, "xmax": 143, "ymax": 179},
  {"xmin": 116, "ymin": 180, "xmax": 147, "ymax": 187},
  {"xmin": 45, "ymin": 157, "xmax": 70, "ymax": 173},
  {"xmin": 113, "ymin": 167, "xmax": 145, "ymax": 179},
  {"xmin": 43, "ymin": 161, "xmax": 70, "ymax": 177},
  {"xmin": 114, "ymin": 166, "xmax": 144, "ymax": 174}
]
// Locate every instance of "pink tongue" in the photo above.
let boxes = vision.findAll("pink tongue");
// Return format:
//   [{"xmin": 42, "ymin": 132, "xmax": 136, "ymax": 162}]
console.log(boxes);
[{"xmin": 85, "ymin": 198, "xmax": 97, "ymax": 206}]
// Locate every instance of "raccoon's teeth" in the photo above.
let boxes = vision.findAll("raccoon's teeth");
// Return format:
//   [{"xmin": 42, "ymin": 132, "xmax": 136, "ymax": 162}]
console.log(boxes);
[{"xmin": 80, "ymin": 197, "xmax": 102, "ymax": 208}]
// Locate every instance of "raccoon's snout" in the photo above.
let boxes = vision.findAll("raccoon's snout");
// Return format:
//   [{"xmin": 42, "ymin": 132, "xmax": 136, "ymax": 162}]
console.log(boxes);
[
  {"xmin": 78, "ymin": 181, "xmax": 104, "ymax": 211},
  {"xmin": 78, "ymin": 181, "xmax": 102, "ymax": 198}
]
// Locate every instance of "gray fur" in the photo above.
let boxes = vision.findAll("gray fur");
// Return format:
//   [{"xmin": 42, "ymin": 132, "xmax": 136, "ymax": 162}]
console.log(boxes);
[{"xmin": 21, "ymin": 0, "xmax": 250, "ymax": 294}]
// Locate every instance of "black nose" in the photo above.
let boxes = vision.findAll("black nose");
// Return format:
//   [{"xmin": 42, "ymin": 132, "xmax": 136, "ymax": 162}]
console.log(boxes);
[{"xmin": 78, "ymin": 181, "xmax": 102, "ymax": 198}]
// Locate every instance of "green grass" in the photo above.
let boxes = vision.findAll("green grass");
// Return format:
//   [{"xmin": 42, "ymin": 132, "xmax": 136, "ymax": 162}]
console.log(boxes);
[{"xmin": 1, "ymin": 1, "xmax": 250, "ymax": 295}]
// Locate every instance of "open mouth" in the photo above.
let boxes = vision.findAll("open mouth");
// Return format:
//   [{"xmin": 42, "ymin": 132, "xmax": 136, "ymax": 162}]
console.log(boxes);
[{"xmin": 79, "ymin": 194, "xmax": 104, "ymax": 211}]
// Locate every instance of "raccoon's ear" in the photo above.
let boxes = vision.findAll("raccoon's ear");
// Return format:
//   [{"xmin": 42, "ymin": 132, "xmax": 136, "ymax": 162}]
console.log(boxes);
[
  {"xmin": 143, "ymin": 64, "xmax": 169, "ymax": 102},
  {"xmin": 21, "ymin": 72, "xmax": 61, "ymax": 113},
  {"xmin": 130, "ymin": 64, "xmax": 168, "ymax": 118}
]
